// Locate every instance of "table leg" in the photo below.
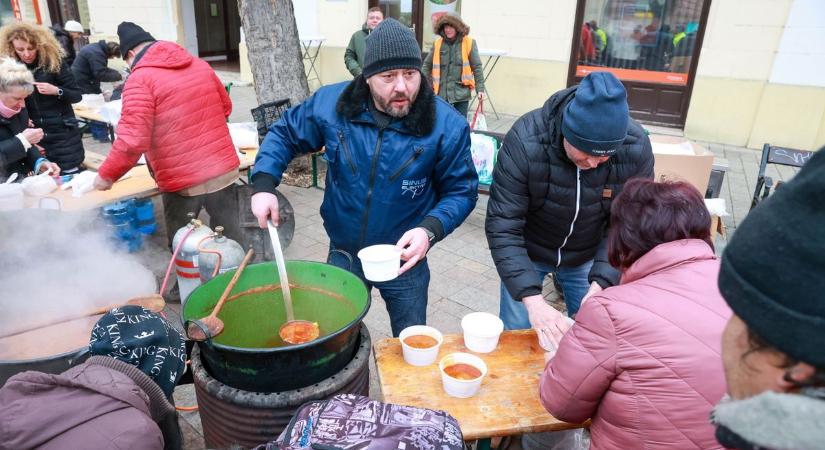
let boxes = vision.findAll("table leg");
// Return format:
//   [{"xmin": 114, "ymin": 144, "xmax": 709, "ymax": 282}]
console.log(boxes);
[
  {"xmin": 469, "ymin": 56, "xmax": 502, "ymax": 120},
  {"xmin": 301, "ymin": 40, "xmax": 323, "ymax": 91}
]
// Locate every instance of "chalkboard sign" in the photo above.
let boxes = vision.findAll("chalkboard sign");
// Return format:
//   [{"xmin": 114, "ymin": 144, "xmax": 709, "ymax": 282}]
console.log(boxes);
[{"xmin": 767, "ymin": 146, "xmax": 814, "ymax": 167}]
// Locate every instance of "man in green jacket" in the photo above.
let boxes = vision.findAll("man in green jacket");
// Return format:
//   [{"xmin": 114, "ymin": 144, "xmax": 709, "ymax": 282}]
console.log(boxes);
[{"xmin": 345, "ymin": 7, "xmax": 384, "ymax": 77}]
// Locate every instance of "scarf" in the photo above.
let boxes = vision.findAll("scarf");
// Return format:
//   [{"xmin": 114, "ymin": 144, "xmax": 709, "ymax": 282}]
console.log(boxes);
[
  {"xmin": 431, "ymin": 35, "xmax": 475, "ymax": 95},
  {"xmin": 711, "ymin": 389, "xmax": 825, "ymax": 449},
  {"xmin": 0, "ymin": 101, "xmax": 22, "ymax": 119}
]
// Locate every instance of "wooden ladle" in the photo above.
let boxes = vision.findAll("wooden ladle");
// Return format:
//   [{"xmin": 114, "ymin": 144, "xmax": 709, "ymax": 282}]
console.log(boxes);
[
  {"xmin": 0, "ymin": 295, "xmax": 166, "ymax": 340},
  {"xmin": 186, "ymin": 248, "xmax": 255, "ymax": 341}
]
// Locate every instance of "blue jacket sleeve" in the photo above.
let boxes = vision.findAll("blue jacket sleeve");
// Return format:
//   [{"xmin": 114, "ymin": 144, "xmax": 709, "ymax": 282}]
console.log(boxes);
[
  {"xmin": 420, "ymin": 122, "xmax": 478, "ymax": 240},
  {"xmin": 251, "ymin": 94, "xmax": 325, "ymax": 194}
]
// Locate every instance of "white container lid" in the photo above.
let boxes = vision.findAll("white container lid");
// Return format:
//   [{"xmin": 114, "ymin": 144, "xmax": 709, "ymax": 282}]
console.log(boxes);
[{"xmin": 461, "ymin": 312, "xmax": 504, "ymax": 338}]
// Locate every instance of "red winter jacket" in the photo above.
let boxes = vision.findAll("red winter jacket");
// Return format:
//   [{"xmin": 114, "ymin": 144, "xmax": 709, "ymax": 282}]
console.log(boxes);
[{"xmin": 98, "ymin": 41, "xmax": 239, "ymax": 192}]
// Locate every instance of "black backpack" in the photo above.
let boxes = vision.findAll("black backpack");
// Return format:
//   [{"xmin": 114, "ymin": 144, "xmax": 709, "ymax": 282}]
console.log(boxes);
[{"xmin": 255, "ymin": 394, "xmax": 464, "ymax": 450}]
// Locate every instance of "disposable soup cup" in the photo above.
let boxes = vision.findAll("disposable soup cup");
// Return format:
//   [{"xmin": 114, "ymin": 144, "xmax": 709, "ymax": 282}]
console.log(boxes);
[
  {"xmin": 461, "ymin": 312, "xmax": 504, "ymax": 353},
  {"xmin": 399, "ymin": 325, "xmax": 443, "ymax": 366},
  {"xmin": 439, "ymin": 352, "xmax": 488, "ymax": 398},
  {"xmin": 357, "ymin": 245, "xmax": 402, "ymax": 282}
]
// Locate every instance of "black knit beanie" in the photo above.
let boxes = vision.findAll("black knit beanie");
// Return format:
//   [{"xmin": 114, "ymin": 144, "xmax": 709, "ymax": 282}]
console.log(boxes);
[
  {"xmin": 362, "ymin": 18, "xmax": 422, "ymax": 78},
  {"xmin": 562, "ymin": 72, "xmax": 628, "ymax": 156},
  {"xmin": 718, "ymin": 147, "xmax": 825, "ymax": 367},
  {"xmin": 117, "ymin": 22, "xmax": 155, "ymax": 58},
  {"xmin": 89, "ymin": 305, "xmax": 186, "ymax": 397}
]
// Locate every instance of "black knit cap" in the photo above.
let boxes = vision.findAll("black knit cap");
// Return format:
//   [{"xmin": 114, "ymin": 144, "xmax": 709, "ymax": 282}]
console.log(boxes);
[
  {"xmin": 89, "ymin": 305, "xmax": 186, "ymax": 397},
  {"xmin": 117, "ymin": 21, "xmax": 155, "ymax": 58},
  {"xmin": 718, "ymin": 147, "xmax": 825, "ymax": 367},
  {"xmin": 362, "ymin": 18, "xmax": 422, "ymax": 78}
]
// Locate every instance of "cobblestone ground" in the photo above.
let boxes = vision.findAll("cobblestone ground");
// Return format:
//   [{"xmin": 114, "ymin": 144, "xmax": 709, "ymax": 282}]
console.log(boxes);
[{"xmin": 83, "ymin": 81, "xmax": 793, "ymax": 449}]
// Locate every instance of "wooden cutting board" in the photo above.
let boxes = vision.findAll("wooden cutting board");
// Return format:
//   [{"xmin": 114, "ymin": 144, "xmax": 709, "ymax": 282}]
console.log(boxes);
[{"xmin": 373, "ymin": 330, "xmax": 587, "ymax": 440}]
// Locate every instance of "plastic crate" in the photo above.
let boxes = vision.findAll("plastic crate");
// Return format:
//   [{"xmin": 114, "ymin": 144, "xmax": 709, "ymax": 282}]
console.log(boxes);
[{"xmin": 250, "ymin": 99, "xmax": 292, "ymax": 143}]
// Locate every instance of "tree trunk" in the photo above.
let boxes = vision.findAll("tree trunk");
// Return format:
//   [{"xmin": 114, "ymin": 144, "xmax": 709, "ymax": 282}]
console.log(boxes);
[{"xmin": 238, "ymin": 0, "xmax": 311, "ymax": 181}]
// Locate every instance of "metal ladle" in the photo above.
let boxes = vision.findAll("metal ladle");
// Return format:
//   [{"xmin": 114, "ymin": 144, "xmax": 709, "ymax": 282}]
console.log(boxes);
[
  {"xmin": 267, "ymin": 220, "xmax": 319, "ymax": 345},
  {"xmin": 186, "ymin": 248, "xmax": 255, "ymax": 341}
]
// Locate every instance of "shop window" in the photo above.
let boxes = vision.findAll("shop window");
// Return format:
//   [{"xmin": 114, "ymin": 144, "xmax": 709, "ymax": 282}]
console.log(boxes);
[{"xmin": 576, "ymin": 0, "xmax": 706, "ymax": 86}]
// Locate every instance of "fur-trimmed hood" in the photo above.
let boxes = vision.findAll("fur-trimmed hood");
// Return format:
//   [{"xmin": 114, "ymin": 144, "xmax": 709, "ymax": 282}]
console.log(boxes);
[
  {"xmin": 434, "ymin": 13, "xmax": 470, "ymax": 37},
  {"xmin": 335, "ymin": 74, "xmax": 436, "ymax": 136}
]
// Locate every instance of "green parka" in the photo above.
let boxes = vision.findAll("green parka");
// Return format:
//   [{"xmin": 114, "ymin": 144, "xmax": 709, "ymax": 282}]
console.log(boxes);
[
  {"xmin": 422, "ymin": 14, "xmax": 485, "ymax": 104},
  {"xmin": 344, "ymin": 24, "xmax": 370, "ymax": 77}
]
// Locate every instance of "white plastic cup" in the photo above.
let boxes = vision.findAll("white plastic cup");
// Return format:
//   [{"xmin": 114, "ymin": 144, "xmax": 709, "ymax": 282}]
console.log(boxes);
[
  {"xmin": 439, "ymin": 352, "xmax": 488, "ymax": 398},
  {"xmin": 357, "ymin": 245, "xmax": 402, "ymax": 282},
  {"xmin": 461, "ymin": 312, "xmax": 504, "ymax": 354},
  {"xmin": 399, "ymin": 325, "xmax": 443, "ymax": 366}
]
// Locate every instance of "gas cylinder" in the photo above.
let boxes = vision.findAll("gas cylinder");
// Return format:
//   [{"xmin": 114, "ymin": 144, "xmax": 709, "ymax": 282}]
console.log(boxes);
[
  {"xmin": 198, "ymin": 226, "xmax": 245, "ymax": 283},
  {"xmin": 171, "ymin": 213, "xmax": 213, "ymax": 305}
]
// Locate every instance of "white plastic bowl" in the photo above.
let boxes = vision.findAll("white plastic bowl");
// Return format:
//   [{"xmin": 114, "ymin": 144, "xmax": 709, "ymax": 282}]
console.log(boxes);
[
  {"xmin": 439, "ymin": 352, "xmax": 488, "ymax": 398},
  {"xmin": 357, "ymin": 245, "xmax": 402, "ymax": 282},
  {"xmin": 461, "ymin": 312, "xmax": 504, "ymax": 354},
  {"xmin": 399, "ymin": 325, "xmax": 443, "ymax": 366}
]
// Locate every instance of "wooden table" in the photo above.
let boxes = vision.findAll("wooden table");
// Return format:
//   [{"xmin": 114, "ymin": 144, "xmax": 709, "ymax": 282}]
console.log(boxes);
[
  {"xmin": 23, "ymin": 149, "xmax": 258, "ymax": 212},
  {"xmin": 374, "ymin": 330, "xmax": 586, "ymax": 447},
  {"xmin": 73, "ymin": 105, "xmax": 116, "ymax": 142}
]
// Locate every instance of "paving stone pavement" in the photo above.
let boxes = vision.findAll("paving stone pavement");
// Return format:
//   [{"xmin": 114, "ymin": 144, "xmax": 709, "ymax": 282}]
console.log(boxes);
[{"xmin": 121, "ymin": 84, "xmax": 791, "ymax": 448}]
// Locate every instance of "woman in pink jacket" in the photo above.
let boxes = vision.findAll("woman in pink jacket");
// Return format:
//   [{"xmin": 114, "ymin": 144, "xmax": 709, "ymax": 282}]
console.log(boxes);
[{"xmin": 540, "ymin": 179, "xmax": 731, "ymax": 450}]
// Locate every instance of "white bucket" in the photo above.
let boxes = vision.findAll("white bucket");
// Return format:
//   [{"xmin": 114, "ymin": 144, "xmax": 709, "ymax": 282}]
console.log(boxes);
[
  {"xmin": 399, "ymin": 325, "xmax": 443, "ymax": 366},
  {"xmin": 439, "ymin": 352, "xmax": 487, "ymax": 398},
  {"xmin": 0, "ymin": 183, "xmax": 24, "ymax": 211},
  {"xmin": 357, "ymin": 245, "xmax": 402, "ymax": 282},
  {"xmin": 461, "ymin": 312, "xmax": 504, "ymax": 354}
]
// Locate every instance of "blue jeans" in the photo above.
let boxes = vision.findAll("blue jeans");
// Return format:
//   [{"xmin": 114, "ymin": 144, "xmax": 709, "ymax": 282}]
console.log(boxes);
[
  {"xmin": 327, "ymin": 248, "xmax": 429, "ymax": 337},
  {"xmin": 499, "ymin": 260, "xmax": 593, "ymax": 330}
]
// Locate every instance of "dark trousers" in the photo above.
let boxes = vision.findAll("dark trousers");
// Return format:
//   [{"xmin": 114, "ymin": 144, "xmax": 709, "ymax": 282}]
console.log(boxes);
[
  {"xmin": 162, "ymin": 183, "xmax": 241, "ymax": 248},
  {"xmin": 452, "ymin": 101, "xmax": 470, "ymax": 120},
  {"xmin": 327, "ymin": 248, "xmax": 430, "ymax": 337}
]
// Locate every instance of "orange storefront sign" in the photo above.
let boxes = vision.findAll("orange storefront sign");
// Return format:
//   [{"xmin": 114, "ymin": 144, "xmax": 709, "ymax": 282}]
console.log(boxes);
[{"xmin": 576, "ymin": 65, "xmax": 688, "ymax": 86}]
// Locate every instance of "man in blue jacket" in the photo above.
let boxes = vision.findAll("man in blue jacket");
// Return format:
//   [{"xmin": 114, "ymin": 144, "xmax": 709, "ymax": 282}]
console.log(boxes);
[{"xmin": 250, "ymin": 18, "xmax": 478, "ymax": 336}]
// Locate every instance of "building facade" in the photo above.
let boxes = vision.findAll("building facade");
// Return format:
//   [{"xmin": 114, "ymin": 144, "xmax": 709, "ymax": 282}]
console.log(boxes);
[{"xmin": 68, "ymin": 0, "xmax": 825, "ymax": 151}]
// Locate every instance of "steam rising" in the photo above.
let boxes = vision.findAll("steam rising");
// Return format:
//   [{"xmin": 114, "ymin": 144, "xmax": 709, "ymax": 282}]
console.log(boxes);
[{"xmin": 0, "ymin": 209, "xmax": 158, "ymax": 336}]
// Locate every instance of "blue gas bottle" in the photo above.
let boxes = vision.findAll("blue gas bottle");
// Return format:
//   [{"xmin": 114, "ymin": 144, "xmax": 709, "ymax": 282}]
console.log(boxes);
[
  {"xmin": 101, "ymin": 200, "xmax": 143, "ymax": 252},
  {"xmin": 133, "ymin": 198, "xmax": 157, "ymax": 234}
]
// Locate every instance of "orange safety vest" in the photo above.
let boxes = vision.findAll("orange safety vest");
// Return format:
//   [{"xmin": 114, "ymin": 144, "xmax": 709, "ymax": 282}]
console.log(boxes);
[{"xmin": 431, "ymin": 36, "xmax": 475, "ymax": 95}]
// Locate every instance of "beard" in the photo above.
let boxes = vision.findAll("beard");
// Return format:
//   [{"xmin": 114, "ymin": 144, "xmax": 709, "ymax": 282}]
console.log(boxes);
[{"xmin": 372, "ymin": 92, "xmax": 416, "ymax": 118}]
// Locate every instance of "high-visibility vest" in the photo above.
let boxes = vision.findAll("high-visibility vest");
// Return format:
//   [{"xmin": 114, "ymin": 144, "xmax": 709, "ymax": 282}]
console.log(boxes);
[{"xmin": 432, "ymin": 35, "xmax": 475, "ymax": 95}]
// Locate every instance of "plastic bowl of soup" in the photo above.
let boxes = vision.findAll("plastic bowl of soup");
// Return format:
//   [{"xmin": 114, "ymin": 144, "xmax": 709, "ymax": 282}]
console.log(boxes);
[
  {"xmin": 439, "ymin": 352, "xmax": 488, "ymax": 398},
  {"xmin": 399, "ymin": 325, "xmax": 443, "ymax": 366}
]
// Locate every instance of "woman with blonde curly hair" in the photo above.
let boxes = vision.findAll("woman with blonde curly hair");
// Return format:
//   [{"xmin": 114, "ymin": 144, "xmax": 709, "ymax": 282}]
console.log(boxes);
[
  {"xmin": 0, "ymin": 56, "xmax": 59, "ymax": 179},
  {"xmin": 0, "ymin": 22, "xmax": 83, "ymax": 174}
]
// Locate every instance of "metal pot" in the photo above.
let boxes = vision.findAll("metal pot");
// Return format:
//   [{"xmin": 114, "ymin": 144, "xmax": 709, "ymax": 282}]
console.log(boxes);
[
  {"xmin": 182, "ymin": 260, "xmax": 370, "ymax": 393},
  {"xmin": 0, "ymin": 347, "xmax": 89, "ymax": 387}
]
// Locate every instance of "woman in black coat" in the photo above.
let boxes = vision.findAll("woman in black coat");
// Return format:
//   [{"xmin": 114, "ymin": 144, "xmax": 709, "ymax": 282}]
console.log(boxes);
[
  {"xmin": 0, "ymin": 57, "xmax": 59, "ymax": 179},
  {"xmin": 0, "ymin": 22, "xmax": 84, "ymax": 174}
]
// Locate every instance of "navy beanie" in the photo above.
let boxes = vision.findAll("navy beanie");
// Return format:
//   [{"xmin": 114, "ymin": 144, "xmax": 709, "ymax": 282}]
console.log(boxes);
[
  {"xmin": 89, "ymin": 305, "xmax": 186, "ymax": 397},
  {"xmin": 117, "ymin": 22, "xmax": 155, "ymax": 58},
  {"xmin": 363, "ymin": 18, "xmax": 422, "ymax": 79},
  {"xmin": 561, "ymin": 72, "xmax": 629, "ymax": 156},
  {"xmin": 718, "ymin": 148, "xmax": 825, "ymax": 367}
]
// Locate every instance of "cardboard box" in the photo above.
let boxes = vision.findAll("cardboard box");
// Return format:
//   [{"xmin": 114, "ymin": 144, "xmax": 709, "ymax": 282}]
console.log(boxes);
[{"xmin": 650, "ymin": 135, "xmax": 715, "ymax": 195}]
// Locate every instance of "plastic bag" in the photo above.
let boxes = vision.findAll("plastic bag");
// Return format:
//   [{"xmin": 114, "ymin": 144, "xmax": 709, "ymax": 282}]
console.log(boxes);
[
  {"xmin": 522, "ymin": 429, "xmax": 591, "ymax": 450},
  {"xmin": 470, "ymin": 132, "xmax": 497, "ymax": 185},
  {"xmin": 471, "ymin": 98, "xmax": 487, "ymax": 131},
  {"xmin": 99, "ymin": 100, "xmax": 122, "ymax": 127},
  {"xmin": 61, "ymin": 170, "xmax": 98, "ymax": 197},
  {"xmin": 228, "ymin": 122, "xmax": 259, "ymax": 149}
]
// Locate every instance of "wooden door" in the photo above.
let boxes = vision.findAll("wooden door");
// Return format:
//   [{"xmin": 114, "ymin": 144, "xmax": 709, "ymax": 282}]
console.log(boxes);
[{"xmin": 567, "ymin": 0, "xmax": 712, "ymax": 128}]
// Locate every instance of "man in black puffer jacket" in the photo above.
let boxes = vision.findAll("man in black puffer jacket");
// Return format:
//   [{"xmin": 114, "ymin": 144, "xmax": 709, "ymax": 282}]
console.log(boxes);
[
  {"xmin": 486, "ymin": 72, "xmax": 653, "ymax": 332},
  {"xmin": 72, "ymin": 40, "xmax": 123, "ymax": 95}
]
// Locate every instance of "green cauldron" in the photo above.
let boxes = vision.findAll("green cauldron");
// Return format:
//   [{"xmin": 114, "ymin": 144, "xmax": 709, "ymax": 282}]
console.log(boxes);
[{"xmin": 183, "ymin": 260, "xmax": 370, "ymax": 392}]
